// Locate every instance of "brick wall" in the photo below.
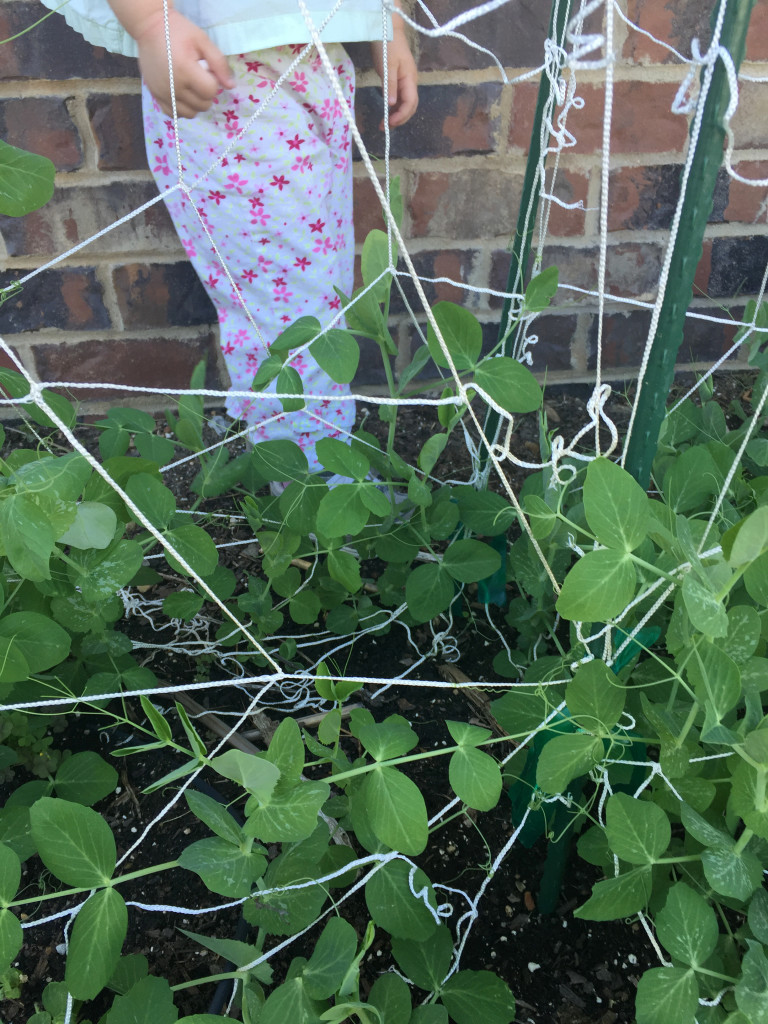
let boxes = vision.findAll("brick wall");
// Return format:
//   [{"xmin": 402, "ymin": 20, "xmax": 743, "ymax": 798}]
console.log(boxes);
[{"xmin": 1, "ymin": 0, "xmax": 768, "ymax": 410}]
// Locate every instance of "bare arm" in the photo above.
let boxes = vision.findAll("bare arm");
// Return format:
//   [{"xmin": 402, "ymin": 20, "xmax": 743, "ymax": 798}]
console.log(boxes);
[
  {"xmin": 371, "ymin": 5, "xmax": 419, "ymax": 128},
  {"xmin": 107, "ymin": 1, "xmax": 234, "ymax": 117}
]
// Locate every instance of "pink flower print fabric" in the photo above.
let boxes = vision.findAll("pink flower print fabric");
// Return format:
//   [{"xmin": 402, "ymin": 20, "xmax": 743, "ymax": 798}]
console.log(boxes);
[{"xmin": 143, "ymin": 44, "xmax": 356, "ymax": 472}]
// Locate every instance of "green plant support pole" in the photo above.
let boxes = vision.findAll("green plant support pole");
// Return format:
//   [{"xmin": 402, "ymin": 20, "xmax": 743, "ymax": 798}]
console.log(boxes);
[
  {"xmin": 623, "ymin": 0, "xmax": 757, "ymax": 488},
  {"xmin": 475, "ymin": 0, "xmax": 572, "ymax": 608},
  {"xmin": 480, "ymin": 0, "xmax": 573, "ymax": 465}
]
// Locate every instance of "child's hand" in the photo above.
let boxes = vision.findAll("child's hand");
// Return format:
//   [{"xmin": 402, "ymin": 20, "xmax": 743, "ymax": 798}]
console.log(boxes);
[
  {"xmin": 135, "ymin": 8, "xmax": 234, "ymax": 118},
  {"xmin": 371, "ymin": 20, "xmax": 418, "ymax": 129}
]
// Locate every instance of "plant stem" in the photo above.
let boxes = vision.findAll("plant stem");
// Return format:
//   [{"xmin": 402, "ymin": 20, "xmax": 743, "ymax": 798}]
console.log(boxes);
[
  {"xmin": 733, "ymin": 828, "xmax": 754, "ymax": 855},
  {"xmin": 11, "ymin": 860, "xmax": 178, "ymax": 908},
  {"xmin": 171, "ymin": 970, "xmax": 245, "ymax": 992}
]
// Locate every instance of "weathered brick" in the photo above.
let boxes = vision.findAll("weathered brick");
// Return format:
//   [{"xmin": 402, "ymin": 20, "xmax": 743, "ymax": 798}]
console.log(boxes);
[
  {"xmin": 356, "ymin": 83, "xmax": 502, "ymax": 160},
  {"xmin": 410, "ymin": 169, "xmax": 522, "ymax": 240},
  {"xmin": 607, "ymin": 165, "xmax": 729, "ymax": 231},
  {"xmin": 543, "ymin": 170, "xmax": 591, "ymax": 238},
  {"xmin": 730, "ymin": 80, "xmax": 768, "ymax": 151},
  {"xmin": 0, "ymin": 182, "xmax": 181, "ymax": 258},
  {"xmin": 724, "ymin": 161, "xmax": 768, "ymax": 223},
  {"xmin": 587, "ymin": 307, "xmax": 743, "ymax": 370},
  {"xmin": 0, "ymin": 344, "xmax": 23, "ymax": 378},
  {"xmin": 0, "ymin": 97, "xmax": 83, "ymax": 171},
  {"xmin": 87, "ymin": 94, "xmax": 147, "ymax": 171},
  {"xmin": 0, "ymin": 269, "xmax": 110, "ymax": 334},
  {"xmin": 417, "ymin": 0, "xmax": 549, "ymax": 72},
  {"xmin": 708, "ymin": 236, "xmax": 768, "ymax": 298},
  {"xmin": 480, "ymin": 315, "xmax": 579, "ymax": 373},
  {"xmin": 0, "ymin": 1, "xmax": 138, "ymax": 80},
  {"xmin": 509, "ymin": 80, "xmax": 688, "ymax": 155},
  {"xmin": 390, "ymin": 249, "xmax": 478, "ymax": 315},
  {"xmin": 113, "ymin": 263, "xmax": 215, "ymax": 329},
  {"xmin": 622, "ymin": 0, "xmax": 711, "ymax": 64},
  {"xmin": 33, "ymin": 334, "xmax": 223, "ymax": 399}
]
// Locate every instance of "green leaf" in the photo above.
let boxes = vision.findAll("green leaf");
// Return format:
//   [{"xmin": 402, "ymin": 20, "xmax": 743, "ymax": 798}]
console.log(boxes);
[
  {"xmin": 449, "ymin": 746, "xmax": 502, "ymax": 811},
  {"xmin": 163, "ymin": 590, "xmax": 205, "ymax": 620},
  {"xmin": 662, "ymin": 446, "xmax": 720, "ymax": 514},
  {"xmin": 209, "ymin": 750, "xmax": 280, "ymax": 801},
  {"xmin": 310, "ymin": 330, "xmax": 360, "ymax": 385},
  {"xmin": 105, "ymin": 975, "xmax": 179, "ymax": 1024},
  {"xmin": 0, "ymin": 493, "xmax": 55, "ymax": 580},
  {"xmin": 108, "ymin": 954, "xmax": 150, "ymax": 995},
  {"xmin": 441, "ymin": 970, "xmax": 516, "ymax": 1024},
  {"xmin": 724, "ymin": 506, "xmax": 768, "ymax": 566},
  {"xmin": 536, "ymin": 733, "xmax": 603, "ymax": 794},
  {"xmin": 442, "ymin": 539, "xmax": 501, "ymax": 583},
  {"xmin": 702, "ymin": 847, "xmax": 763, "ymax": 901},
  {"xmin": 584, "ymin": 458, "xmax": 649, "ymax": 550},
  {"xmin": 364, "ymin": 860, "xmax": 438, "ymax": 940},
  {"xmin": 302, "ymin": 918, "xmax": 358, "ymax": 1000},
  {"xmin": 276, "ymin": 364, "xmax": 305, "ymax": 413},
  {"xmin": 66, "ymin": 888, "xmax": 128, "ymax": 1001},
  {"xmin": 163, "ymin": 525, "xmax": 218, "ymax": 577},
  {"xmin": 418, "ymin": 434, "xmax": 448, "ymax": 476},
  {"xmin": 556, "ymin": 549, "xmax": 636, "ymax": 621},
  {"xmin": 745, "ymin": 550, "xmax": 768, "ymax": 605},
  {"xmin": 473, "ymin": 357, "xmax": 542, "ymax": 414},
  {"xmin": 363, "ymin": 767, "xmax": 428, "ymax": 854},
  {"xmin": 0, "ymin": 635, "xmax": 30, "ymax": 685},
  {"xmin": 244, "ymin": 780, "xmax": 330, "ymax": 843},
  {"xmin": 566, "ymin": 660, "xmax": 625, "ymax": 734},
  {"xmin": 289, "ymin": 589, "xmax": 322, "ymax": 625},
  {"xmin": 54, "ymin": 751, "xmax": 118, "ymax": 807},
  {"xmin": 748, "ymin": 887, "xmax": 768, "ymax": 943},
  {"xmin": 179, "ymin": 837, "xmax": 266, "ymax": 897},
  {"xmin": 0, "ymin": 612, "xmax": 70, "ymax": 674},
  {"xmin": 185, "ymin": 790, "xmax": 242, "ymax": 846},
  {"xmin": 0, "ymin": 908, "xmax": 23, "ymax": 974},
  {"xmin": 736, "ymin": 940, "xmax": 768, "ymax": 1024},
  {"xmin": 409, "ymin": 1007, "xmax": 449, "ymax": 1024},
  {"xmin": 356, "ymin": 716, "xmax": 418, "ymax": 761},
  {"xmin": 179, "ymin": 928, "xmax": 270, "ymax": 977},
  {"xmin": 0, "ymin": 807, "xmax": 36, "ymax": 862},
  {"xmin": 655, "ymin": 883, "xmax": 718, "ymax": 968},
  {"xmin": 57, "ymin": 502, "xmax": 117, "ymax": 550},
  {"xmin": 523, "ymin": 265, "xmax": 559, "ymax": 312},
  {"xmin": 681, "ymin": 574, "xmax": 728, "ymax": 638},
  {"xmin": 30, "ymin": 797, "xmax": 116, "ymax": 887},
  {"xmin": 361, "ymin": 228, "xmax": 394, "ymax": 301},
  {"xmin": 455, "ymin": 488, "xmax": 516, "ymax": 536},
  {"xmin": 573, "ymin": 865, "xmax": 653, "ymax": 921},
  {"xmin": 75, "ymin": 538, "xmax": 144, "ymax": 603},
  {"xmin": 687, "ymin": 642, "xmax": 741, "ymax": 723},
  {"xmin": 0, "ymin": 844, "xmax": 20, "ymax": 906},
  {"xmin": 316, "ymin": 438, "xmax": 369, "ymax": 480},
  {"xmin": 604, "ymin": 793, "xmax": 671, "ymax": 864},
  {"xmin": 391, "ymin": 924, "xmax": 453, "ymax": 992},
  {"xmin": 405, "ymin": 562, "xmax": 454, "ymax": 623},
  {"xmin": 328, "ymin": 550, "xmax": 363, "ymax": 594},
  {"xmin": 0, "ymin": 139, "xmax": 55, "ymax": 217},
  {"xmin": 125, "ymin": 473, "xmax": 176, "ymax": 530},
  {"xmin": 635, "ymin": 967, "xmax": 698, "ymax": 1024},
  {"xmin": 367, "ymin": 972, "xmax": 412, "ymax": 1023},
  {"xmin": 317, "ymin": 485, "xmax": 369, "ymax": 537},
  {"xmin": 426, "ymin": 302, "xmax": 482, "ymax": 373},
  {"xmin": 243, "ymin": 827, "xmax": 329, "ymax": 936},
  {"xmin": 266, "ymin": 716, "xmax": 305, "ymax": 784}
]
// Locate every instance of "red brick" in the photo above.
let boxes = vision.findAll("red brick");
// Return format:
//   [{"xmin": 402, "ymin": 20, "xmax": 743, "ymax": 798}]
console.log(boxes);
[
  {"xmin": 509, "ymin": 81, "xmax": 688, "ymax": 156},
  {"xmin": 352, "ymin": 248, "xmax": 477, "ymax": 313},
  {"xmin": 0, "ymin": 97, "xmax": 83, "ymax": 172},
  {"xmin": 1, "ymin": 183, "xmax": 180, "ymax": 258},
  {"xmin": 409, "ymin": 169, "xmax": 522, "ymax": 240},
  {"xmin": 746, "ymin": 2, "xmax": 768, "ymax": 62},
  {"xmin": 694, "ymin": 240, "xmax": 713, "ymax": 297},
  {"xmin": 356, "ymin": 83, "xmax": 502, "ymax": 160},
  {"xmin": 33, "ymin": 334, "xmax": 223, "ymax": 400},
  {"xmin": 708, "ymin": 236, "xmax": 768, "ymax": 298},
  {"xmin": 0, "ymin": 269, "xmax": 110, "ymax": 334},
  {"xmin": 724, "ymin": 161, "xmax": 768, "ymax": 223},
  {"xmin": 113, "ymin": 263, "xmax": 215, "ymax": 329},
  {"xmin": 354, "ymin": 176, "xmax": 389, "ymax": 244},
  {"xmin": 544, "ymin": 170, "xmax": 591, "ymax": 238},
  {"xmin": 417, "ymin": 0, "xmax": 550, "ymax": 72},
  {"xmin": 87, "ymin": 94, "xmax": 146, "ymax": 172},
  {"xmin": 622, "ymin": 0, "xmax": 711, "ymax": 64},
  {"xmin": 0, "ymin": 1, "xmax": 138, "ymax": 80}
]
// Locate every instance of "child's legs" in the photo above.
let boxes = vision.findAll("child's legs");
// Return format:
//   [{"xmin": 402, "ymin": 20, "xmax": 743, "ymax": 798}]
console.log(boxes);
[{"xmin": 143, "ymin": 44, "xmax": 356, "ymax": 473}]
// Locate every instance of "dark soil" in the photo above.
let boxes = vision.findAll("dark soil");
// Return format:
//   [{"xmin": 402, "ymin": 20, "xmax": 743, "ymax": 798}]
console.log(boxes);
[{"xmin": 0, "ymin": 371, "xmax": 757, "ymax": 1023}]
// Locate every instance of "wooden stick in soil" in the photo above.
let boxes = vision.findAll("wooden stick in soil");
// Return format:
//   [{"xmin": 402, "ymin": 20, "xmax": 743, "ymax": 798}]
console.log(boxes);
[{"xmin": 168, "ymin": 691, "xmax": 353, "ymax": 847}]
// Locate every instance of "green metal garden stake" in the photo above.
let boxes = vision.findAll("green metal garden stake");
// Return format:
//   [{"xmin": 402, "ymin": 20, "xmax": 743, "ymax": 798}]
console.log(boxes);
[
  {"xmin": 623, "ymin": 0, "xmax": 757, "ymax": 488},
  {"xmin": 475, "ymin": 0, "xmax": 572, "ymax": 608}
]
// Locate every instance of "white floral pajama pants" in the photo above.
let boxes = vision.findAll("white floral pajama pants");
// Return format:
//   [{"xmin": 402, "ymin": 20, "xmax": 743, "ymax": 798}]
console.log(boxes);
[{"xmin": 143, "ymin": 44, "xmax": 356, "ymax": 472}]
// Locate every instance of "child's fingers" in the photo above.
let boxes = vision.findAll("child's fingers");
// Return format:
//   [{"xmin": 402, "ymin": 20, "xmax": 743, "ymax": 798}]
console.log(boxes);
[
  {"xmin": 389, "ymin": 70, "xmax": 418, "ymax": 126},
  {"xmin": 199, "ymin": 39, "xmax": 235, "ymax": 90}
]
